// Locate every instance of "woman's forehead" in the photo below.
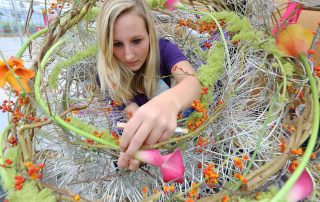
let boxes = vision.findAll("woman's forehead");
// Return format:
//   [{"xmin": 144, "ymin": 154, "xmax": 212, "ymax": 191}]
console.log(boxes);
[{"xmin": 113, "ymin": 12, "xmax": 148, "ymax": 40}]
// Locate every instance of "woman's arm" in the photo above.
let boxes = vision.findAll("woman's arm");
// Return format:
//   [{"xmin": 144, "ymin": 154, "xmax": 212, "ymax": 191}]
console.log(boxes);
[
  {"xmin": 118, "ymin": 60, "xmax": 201, "ymax": 170},
  {"xmin": 162, "ymin": 60, "xmax": 201, "ymax": 112}
]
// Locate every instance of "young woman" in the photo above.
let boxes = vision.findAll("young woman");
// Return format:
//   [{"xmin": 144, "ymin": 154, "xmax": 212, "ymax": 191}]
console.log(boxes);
[{"xmin": 97, "ymin": 0, "xmax": 201, "ymax": 170}]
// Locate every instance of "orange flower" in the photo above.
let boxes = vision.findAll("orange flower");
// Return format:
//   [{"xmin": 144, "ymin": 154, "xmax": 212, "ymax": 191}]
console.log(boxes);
[
  {"xmin": 276, "ymin": 24, "xmax": 314, "ymax": 57},
  {"xmin": 0, "ymin": 57, "xmax": 35, "ymax": 93}
]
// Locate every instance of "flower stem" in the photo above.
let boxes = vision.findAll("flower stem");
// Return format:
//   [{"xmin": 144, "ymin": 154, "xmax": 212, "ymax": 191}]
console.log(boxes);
[
  {"xmin": 0, "ymin": 124, "xmax": 14, "ymax": 186},
  {"xmin": 271, "ymin": 55, "xmax": 319, "ymax": 202}
]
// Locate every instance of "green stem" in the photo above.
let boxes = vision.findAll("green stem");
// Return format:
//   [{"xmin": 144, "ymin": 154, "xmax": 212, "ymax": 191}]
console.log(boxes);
[
  {"xmin": 271, "ymin": 55, "xmax": 319, "ymax": 201},
  {"xmin": 0, "ymin": 124, "xmax": 14, "ymax": 185},
  {"xmin": 15, "ymin": 28, "xmax": 48, "ymax": 58},
  {"xmin": 275, "ymin": 56, "xmax": 287, "ymax": 102},
  {"xmin": 34, "ymin": 38, "xmax": 119, "ymax": 150}
]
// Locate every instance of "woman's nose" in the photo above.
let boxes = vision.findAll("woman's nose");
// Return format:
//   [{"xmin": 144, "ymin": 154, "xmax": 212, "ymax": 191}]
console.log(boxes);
[{"xmin": 124, "ymin": 45, "xmax": 135, "ymax": 61}]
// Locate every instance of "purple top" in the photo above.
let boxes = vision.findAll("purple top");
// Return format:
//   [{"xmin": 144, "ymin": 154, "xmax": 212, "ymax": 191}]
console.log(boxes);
[{"xmin": 133, "ymin": 38, "xmax": 187, "ymax": 106}]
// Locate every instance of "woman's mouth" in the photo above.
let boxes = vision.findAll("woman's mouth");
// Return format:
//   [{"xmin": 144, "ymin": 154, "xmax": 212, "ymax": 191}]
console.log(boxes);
[{"xmin": 126, "ymin": 61, "xmax": 138, "ymax": 66}]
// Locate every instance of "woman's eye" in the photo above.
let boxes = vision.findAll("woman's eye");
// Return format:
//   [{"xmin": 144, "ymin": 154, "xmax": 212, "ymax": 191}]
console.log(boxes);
[
  {"xmin": 132, "ymin": 39, "xmax": 141, "ymax": 44},
  {"xmin": 113, "ymin": 42, "xmax": 123, "ymax": 47}
]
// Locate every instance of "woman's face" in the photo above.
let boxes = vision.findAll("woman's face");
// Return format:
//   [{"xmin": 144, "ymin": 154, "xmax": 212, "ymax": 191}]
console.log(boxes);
[{"xmin": 112, "ymin": 11, "xmax": 150, "ymax": 72}]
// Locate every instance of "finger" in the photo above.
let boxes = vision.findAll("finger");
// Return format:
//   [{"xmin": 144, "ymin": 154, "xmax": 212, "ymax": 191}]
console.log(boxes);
[
  {"xmin": 144, "ymin": 127, "xmax": 164, "ymax": 145},
  {"xmin": 125, "ymin": 122, "xmax": 152, "ymax": 157},
  {"xmin": 128, "ymin": 158, "xmax": 140, "ymax": 171},
  {"xmin": 120, "ymin": 117, "xmax": 142, "ymax": 152},
  {"xmin": 117, "ymin": 152, "xmax": 130, "ymax": 169},
  {"xmin": 158, "ymin": 121, "xmax": 176, "ymax": 142},
  {"xmin": 158, "ymin": 130, "xmax": 172, "ymax": 142}
]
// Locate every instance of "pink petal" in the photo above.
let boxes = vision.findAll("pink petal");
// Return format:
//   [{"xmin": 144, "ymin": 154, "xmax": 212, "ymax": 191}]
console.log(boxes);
[
  {"xmin": 42, "ymin": 12, "xmax": 48, "ymax": 27},
  {"xmin": 287, "ymin": 168, "xmax": 315, "ymax": 202},
  {"xmin": 135, "ymin": 149, "xmax": 164, "ymax": 166},
  {"xmin": 272, "ymin": 2, "xmax": 302, "ymax": 35},
  {"xmin": 161, "ymin": 149, "xmax": 185, "ymax": 183},
  {"xmin": 134, "ymin": 149, "xmax": 185, "ymax": 183},
  {"xmin": 164, "ymin": 0, "xmax": 179, "ymax": 11}
]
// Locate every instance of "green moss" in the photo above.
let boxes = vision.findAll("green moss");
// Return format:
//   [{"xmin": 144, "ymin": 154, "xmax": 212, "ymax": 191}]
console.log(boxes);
[
  {"xmin": 68, "ymin": 117, "xmax": 117, "ymax": 144},
  {"xmin": 198, "ymin": 42, "xmax": 225, "ymax": 87},
  {"xmin": 146, "ymin": 0, "xmax": 166, "ymax": 9},
  {"xmin": 281, "ymin": 59, "xmax": 294, "ymax": 78},
  {"xmin": 49, "ymin": 44, "xmax": 98, "ymax": 89},
  {"xmin": 84, "ymin": 7, "xmax": 100, "ymax": 22},
  {"xmin": 1, "ymin": 147, "xmax": 19, "ymax": 190},
  {"xmin": 6, "ymin": 181, "xmax": 56, "ymax": 202}
]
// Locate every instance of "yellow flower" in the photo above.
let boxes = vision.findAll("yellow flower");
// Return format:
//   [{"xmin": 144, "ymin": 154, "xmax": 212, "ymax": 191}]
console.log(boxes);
[
  {"xmin": 276, "ymin": 24, "xmax": 313, "ymax": 57},
  {"xmin": 0, "ymin": 57, "xmax": 35, "ymax": 93}
]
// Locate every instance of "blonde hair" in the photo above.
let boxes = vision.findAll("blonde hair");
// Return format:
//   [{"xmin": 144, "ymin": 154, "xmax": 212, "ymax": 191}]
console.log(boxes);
[{"xmin": 97, "ymin": 0, "xmax": 159, "ymax": 104}]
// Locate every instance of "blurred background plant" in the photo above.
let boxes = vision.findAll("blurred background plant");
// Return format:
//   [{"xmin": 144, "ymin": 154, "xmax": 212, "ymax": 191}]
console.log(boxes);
[{"xmin": 0, "ymin": 0, "xmax": 45, "ymax": 36}]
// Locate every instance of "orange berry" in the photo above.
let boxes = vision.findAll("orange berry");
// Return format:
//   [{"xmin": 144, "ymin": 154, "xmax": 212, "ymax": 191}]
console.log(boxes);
[
  {"xmin": 38, "ymin": 163, "xmax": 45, "ymax": 169},
  {"xmin": 221, "ymin": 195, "xmax": 230, "ymax": 202},
  {"xmin": 5, "ymin": 159, "xmax": 12, "ymax": 165},
  {"xmin": 28, "ymin": 166, "xmax": 35, "ymax": 175},
  {"xmin": 280, "ymin": 140, "xmax": 286, "ymax": 152},
  {"xmin": 141, "ymin": 186, "xmax": 148, "ymax": 193},
  {"xmin": 241, "ymin": 178, "xmax": 248, "ymax": 184},
  {"xmin": 73, "ymin": 194, "xmax": 81, "ymax": 201},
  {"xmin": 290, "ymin": 149, "xmax": 298, "ymax": 155},
  {"xmin": 37, "ymin": 173, "xmax": 43, "ymax": 179},
  {"xmin": 307, "ymin": 49, "xmax": 316, "ymax": 54},
  {"xmin": 169, "ymin": 185, "xmax": 174, "ymax": 192},
  {"xmin": 234, "ymin": 157, "xmax": 244, "ymax": 169},
  {"xmin": 242, "ymin": 154, "xmax": 250, "ymax": 161},
  {"xmin": 25, "ymin": 161, "xmax": 32, "ymax": 167},
  {"xmin": 15, "ymin": 184, "xmax": 23, "ymax": 190}
]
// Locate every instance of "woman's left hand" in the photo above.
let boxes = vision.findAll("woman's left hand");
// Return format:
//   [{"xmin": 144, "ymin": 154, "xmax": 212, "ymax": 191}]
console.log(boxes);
[{"xmin": 117, "ymin": 95, "xmax": 179, "ymax": 170}]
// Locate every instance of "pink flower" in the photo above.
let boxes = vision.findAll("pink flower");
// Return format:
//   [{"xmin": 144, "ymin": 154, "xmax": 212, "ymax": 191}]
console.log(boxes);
[
  {"xmin": 287, "ymin": 168, "xmax": 315, "ymax": 202},
  {"xmin": 272, "ymin": 2, "xmax": 302, "ymax": 35},
  {"xmin": 163, "ymin": 0, "xmax": 183, "ymax": 11},
  {"xmin": 135, "ymin": 149, "xmax": 185, "ymax": 183}
]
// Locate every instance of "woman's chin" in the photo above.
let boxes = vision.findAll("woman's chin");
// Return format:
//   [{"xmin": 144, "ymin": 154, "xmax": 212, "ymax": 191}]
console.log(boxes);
[{"xmin": 128, "ymin": 65, "xmax": 142, "ymax": 72}]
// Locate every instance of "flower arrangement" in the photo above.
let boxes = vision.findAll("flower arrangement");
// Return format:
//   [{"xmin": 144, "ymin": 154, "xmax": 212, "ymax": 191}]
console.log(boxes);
[{"xmin": 0, "ymin": 0, "xmax": 319, "ymax": 202}]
